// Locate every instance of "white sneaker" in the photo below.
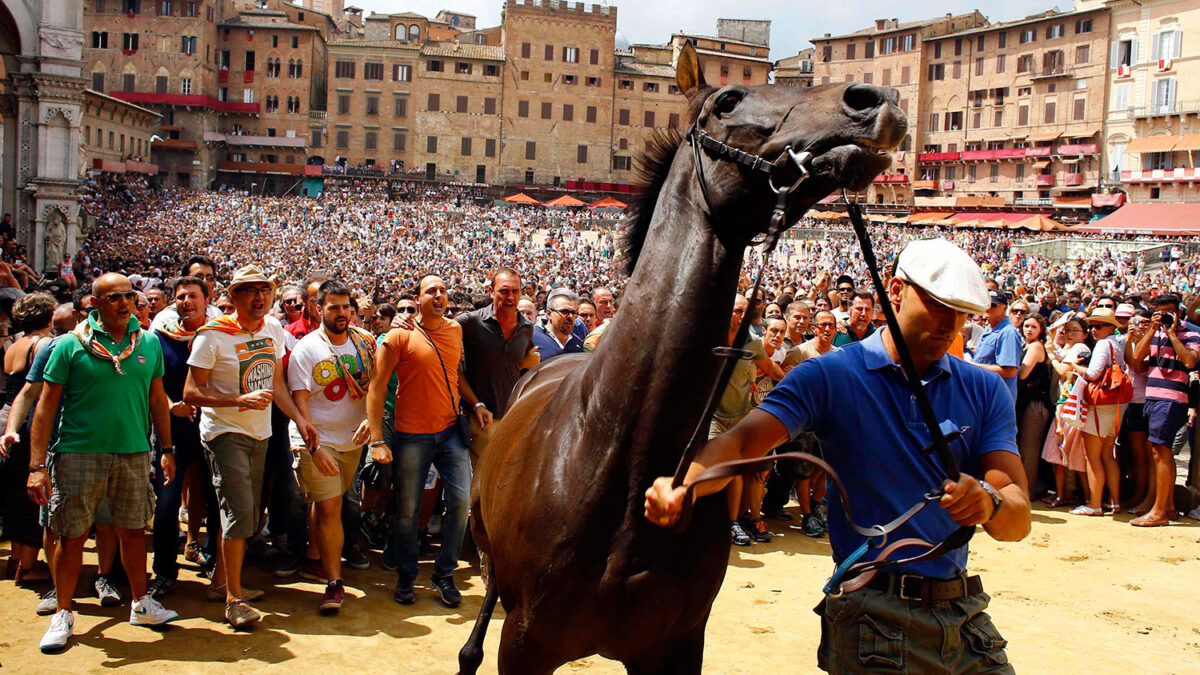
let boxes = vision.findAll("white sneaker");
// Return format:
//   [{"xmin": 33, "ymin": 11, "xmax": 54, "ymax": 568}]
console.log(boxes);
[
  {"xmin": 39, "ymin": 609, "xmax": 73, "ymax": 652},
  {"xmin": 1187, "ymin": 506, "xmax": 1200, "ymax": 521},
  {"xmin": 130, "ymin": 593, "xmax": 179, "ymax": 626}
]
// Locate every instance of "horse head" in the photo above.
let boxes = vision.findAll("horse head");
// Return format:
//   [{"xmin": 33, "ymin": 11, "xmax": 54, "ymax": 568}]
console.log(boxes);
[{"xmin": 674, "ymin": 41, "xmax": 907, "ymax": 238}]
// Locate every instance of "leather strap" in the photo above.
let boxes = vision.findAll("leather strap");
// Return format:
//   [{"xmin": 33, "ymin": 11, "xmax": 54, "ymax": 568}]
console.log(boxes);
[{"xmin": 863, "ymin": 573, "xmax": 984, "ymax": 604}]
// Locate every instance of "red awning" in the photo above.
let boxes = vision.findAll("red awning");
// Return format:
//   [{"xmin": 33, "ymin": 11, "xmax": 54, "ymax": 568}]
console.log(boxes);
[
  {"xmin": 502, "ymin": 193, "xmax": 541, "ymax": 205},
  {"xmin": 92, "ymin": 158, "xmax": 126, "ymax": 173},
  {"xmin": 543, "ymin": 195, "xmax": 586, "ymax": 207},
  {"xmin": 1090, "ymin": 192, "xmax": 1126, "ymax": 208},
  {"xmin": 1073, "ymin": 203, "xmax": 1200, "ymax": 236}
]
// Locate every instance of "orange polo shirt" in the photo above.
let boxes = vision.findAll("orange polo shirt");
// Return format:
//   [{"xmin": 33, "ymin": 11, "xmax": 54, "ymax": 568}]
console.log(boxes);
[{"xmin": 383, "ymin": 320, "xmax": 463, "ymax": 434}]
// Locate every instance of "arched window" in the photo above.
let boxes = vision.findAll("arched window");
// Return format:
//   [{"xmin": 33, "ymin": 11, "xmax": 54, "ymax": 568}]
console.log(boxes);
[
  {"xmin": 395, "ymin": 24, "xmax": 406, "ymax": 40},
  {"xmin": 408, "ymin": 24, "xmax": 420, "ymax": 42}
]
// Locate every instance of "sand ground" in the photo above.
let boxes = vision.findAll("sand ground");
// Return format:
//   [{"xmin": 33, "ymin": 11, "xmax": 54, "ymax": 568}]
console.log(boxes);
[{"xmin": 1, "ymin": 505, "xmax": 1198, "ymax": 674}]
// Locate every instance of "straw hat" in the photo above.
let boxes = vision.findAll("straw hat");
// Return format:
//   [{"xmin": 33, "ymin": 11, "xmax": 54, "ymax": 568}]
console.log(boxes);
[
  {"xmin": 226, "ymin": 264, "xmax": 277, "ymax": 295},
  {"xmin": 1085, "ymin": 307, "xmax": 1120, "ymax": 328}
]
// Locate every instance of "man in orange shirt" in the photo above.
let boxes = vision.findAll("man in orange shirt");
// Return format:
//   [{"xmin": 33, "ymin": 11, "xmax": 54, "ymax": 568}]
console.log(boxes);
[{"xmin": 365, "ymin": 274, "xmax": 490, "ymax": 609}]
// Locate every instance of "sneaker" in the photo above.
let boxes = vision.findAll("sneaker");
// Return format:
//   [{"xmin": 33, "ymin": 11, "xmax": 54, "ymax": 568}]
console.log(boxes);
[
  {"xmin": 813, "ymin": 500, "xmax": 829, "ymax": 531},
  {"xmin": 319, "ymin": 579, "xmax": 345, "ymax": 613},
  {"xmin": 298, "ymin": 558, "xmax": 328, "ymax": 583},
  {"xmin": 747, "ymin": 518, "xmax": 772, "ymax": 543},
  {"xmin": 730, "ymin": 520, "xmax": 752, "ymax": 547},
  {"xmin": 39, "ymin": 609, "xmax": 73, "ymax": 653},
  {"xmin": 130, "ymin": 593, "xmax": 179, "ymax": 626},
  {"xmin": 95, "ymin": 574, "xmax": 122, "ymax": 607},
  {"xmin": 381, "ymin": 540, "xmax": 398, "ymax": 572},
  {"xmin": 206, "ymin": 584, "xmax": 265, "ymax": 603},
  {"xmin": 225, "ymin": 599, "xmax": 260, "ymax": 629},
  {"xmin": 427, "ymin": 512, "xmax": 444, "ymax": 536},
  {"xmin": 342, "ymin": 547, "xmax": 371, "ymax": 571},
  {"xmin": 274, "ymin": 553, "xmax": 302, "ymax": 578},
  {"xmin": 361, "ymin": 513, "xmax": 388, "ymax": 549},
  {"xmin": 802, "ymin": 513, "xmax": 827, "ymax": 538},
  {"xmin": 199, "ymin": 557, "xmax": 217, "ymax": 580},
  {"xmin": 432, "ymin": 574, "xmax": 462, "ymax": 608},
  {"xmin": 147, "ymin": 576, "xmax": 174, "ymax": 600},
  {"xmin": 184, "ymin": 541, "xmax": 202, "ymax": 564},
  {"xmin": 393, "ymin": 577, "xmax": 416, "ymax": 605},
  {"xmin": 1187, "ymin": 505, "xmax": 1200, "ymax": 521},
  {"xmin": 36, "ymin": 588, "xmax": 58, "ymax": 616}
]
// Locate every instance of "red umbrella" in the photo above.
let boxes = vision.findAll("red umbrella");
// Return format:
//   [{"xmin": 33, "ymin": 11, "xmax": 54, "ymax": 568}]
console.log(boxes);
[
  {"xmin": 503, "ymin": 192, "xmax": 542, "ymax": 205},
  {"xmin": 589, "ymin": 197, "xmax": 628, "ymax": 209},
  {"xmin": 544, "ymin": 195, "xmax": 586, "ymax": 207}
]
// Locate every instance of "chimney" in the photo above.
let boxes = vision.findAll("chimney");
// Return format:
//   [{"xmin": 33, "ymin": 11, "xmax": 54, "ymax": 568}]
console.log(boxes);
[{"xmin": 875, "ymin": 19, "xmax": 886, "ymax": 30}]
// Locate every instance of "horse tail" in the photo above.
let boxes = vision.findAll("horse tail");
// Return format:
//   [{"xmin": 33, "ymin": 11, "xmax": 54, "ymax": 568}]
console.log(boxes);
[{"xmin": 457, "ymin": 576, "xmax": 500, "ymax": 675}]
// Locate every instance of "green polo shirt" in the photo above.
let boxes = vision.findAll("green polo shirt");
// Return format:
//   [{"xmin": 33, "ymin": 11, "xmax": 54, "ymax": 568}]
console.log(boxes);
[
  {"xmin": 43, "ymin": 313, "xmax": 164, "ymax": 454},
  {"xmin": 832, "ymin": 323, "xmax": 876, "ymax": 347}
]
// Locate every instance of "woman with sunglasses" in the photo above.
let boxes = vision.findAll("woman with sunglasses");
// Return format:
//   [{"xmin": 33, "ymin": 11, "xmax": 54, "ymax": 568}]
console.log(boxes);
[
  {"xmin": 1071, "ymin": 308, "xmax": 1127, "ymax": 516},
  {"xmin": 1015, "ymin": 311, "xmax": 1051, "ymax": 499},
  {"xmin": 1042, "ymin": 316, "xmax": 1092, "ymax": 508}
]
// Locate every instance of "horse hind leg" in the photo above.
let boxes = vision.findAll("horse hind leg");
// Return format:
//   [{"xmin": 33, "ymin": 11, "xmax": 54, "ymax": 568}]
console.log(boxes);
[
  {"xmin": 457, "ymin": 579, "xmax": 500, "ymax": 675},
  {"xmin": 621, "ymin": 626, "xmax": 706, "ymax": 675},
  {"xmin": 496, "ymin": 608, "xmax": 564, "ymax": 675}
]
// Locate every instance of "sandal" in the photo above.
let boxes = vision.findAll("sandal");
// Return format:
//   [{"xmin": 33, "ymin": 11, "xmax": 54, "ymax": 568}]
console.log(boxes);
[
  {"xmin": 1045, "ymin": 496, "xmax": 1068, "ymax": 509},
  {"xmin": 1070, "ymin": 505, "xmax": 1103, "ymax": 516},
  {"xmin": 1130, "ymin": 514, "xmax": 1169, "ymax": 527}
]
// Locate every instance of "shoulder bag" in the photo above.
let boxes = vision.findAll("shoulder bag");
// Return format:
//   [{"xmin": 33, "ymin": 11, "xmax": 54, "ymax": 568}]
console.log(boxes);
[{"xmin": 415, "ymin": 322, "xmax": 471, "ymax": 446}]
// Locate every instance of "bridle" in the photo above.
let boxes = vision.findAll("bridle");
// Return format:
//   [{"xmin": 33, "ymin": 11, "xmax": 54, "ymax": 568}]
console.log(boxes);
[{"xmin": 671, "ymin": 121, "xmax": 975, "ymax": 597}]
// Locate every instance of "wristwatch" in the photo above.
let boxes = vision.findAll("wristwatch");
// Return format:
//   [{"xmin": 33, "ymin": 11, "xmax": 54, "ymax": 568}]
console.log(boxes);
[
  {"xmin": 159, "ymin": 446, "xmax": 175, "ymax": 455},
  {"xmin": 368, "ymin": 440, "xmax": 388, "ymax": 449},
  {"xmin": 979, "ymin": 480, "xmax": 1004, "ymax": 522},
  {"xmin": 29, "ymin": 463, "xmax": 47, "ymax": 472},
  {"xmin": 474, "ymin": 401, "xmax": 486, "ymax": 409}
]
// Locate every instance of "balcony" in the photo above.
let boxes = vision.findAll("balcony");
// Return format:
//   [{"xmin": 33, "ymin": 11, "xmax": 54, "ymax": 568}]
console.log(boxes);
[
  {"xmin": 203, "ymin": 132, "xmax": 307, "ymax": 148},
  {"xmin": 1063, "ymin": 172, "xmax": 1084, "ymax": 186},
  {"xmin": 918, "ymin": 151, "xmax": 961, "ymax": 162},
  {"xmin": 217, "ymin": 160, "xmax": 305, "ymax": 176},
  {"xmin": 109, "ymin": 91, "xmax": 260, "ymax": 115},
  {"xmin": 1030, "ymin": 68, "xmax": 1072, "ymax": 81},
  {"xmin": 941, "ymin": 180, "xmax": 955, "ymax": 190},
  {"xmin": 1127, "ymin": 100, "xmax": 1200, "ymax": 119},
  {"xmin": 912, "ymin": 180, "xmax": 938, "ymax": 190},
  {"xmin": 873, "ymin": 173, "xmax": 909, "ymax": 184},
  {"xmin": 1024, "ymin": 146, "xmax": 1052, "ymax": 158},
  {"xmin": 308, "ymin": 110, "xmax": 327, "ymax": 122},
  {"xmin": 1035, "ymin": 174, "xmax": 1056, "ymax": 187},
  {"xmin": 1120, "ymin": 167, "xmax": 1200, "ymax": 183},
  {"xmin": 151, "ymin": 138, "xmax": 199, "ymax": 151},
  {"xmin": 218, "ymin": 69, "xmax": 229, "ymax": 82},
  {"xmin": 1056, "ymin": 143, "xmax": 1099, "ymax": 156}
]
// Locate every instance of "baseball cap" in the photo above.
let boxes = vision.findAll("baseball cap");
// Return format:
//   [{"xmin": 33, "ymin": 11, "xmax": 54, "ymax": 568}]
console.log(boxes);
[
  {"xmin": 893, "ymin": 238, "xmax": 990, "ymax": 315},
  {"xmin": 988, "ymin": 289, "xmax": 1009, "ymax": 307}
]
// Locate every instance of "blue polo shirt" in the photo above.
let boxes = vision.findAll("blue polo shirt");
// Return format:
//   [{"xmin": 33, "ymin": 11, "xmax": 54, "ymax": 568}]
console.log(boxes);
[
  {"xmin": 758, "ymin": 330, "xmax": 1018, "ymax": 578},
  {"xmin": 973, "ymin": 317, "xmax": 1023, "ymax": 404},
  {"xmin": 532, "ymin": 323, "xmax": 584, "ymax": 360}
]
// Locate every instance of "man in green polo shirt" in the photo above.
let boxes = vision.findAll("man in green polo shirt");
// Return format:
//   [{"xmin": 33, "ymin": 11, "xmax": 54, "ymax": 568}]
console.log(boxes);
[
  {"xmin": 27, "ymin": 273, "xmax": 180, "ymax": 653},
  {"xmin": 832, "ymin": 292, "xmax": 877, "ymax": 347}
]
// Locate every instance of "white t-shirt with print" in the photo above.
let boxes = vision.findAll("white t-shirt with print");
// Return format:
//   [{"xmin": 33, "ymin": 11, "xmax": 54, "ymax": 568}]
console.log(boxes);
[
  {"xmin": 287, "ymin": 331, "xmax": 367, "ymax": 451},
  {"xmin": 188, "ymin": 318, "xmax": 287, "ymax": 441}
]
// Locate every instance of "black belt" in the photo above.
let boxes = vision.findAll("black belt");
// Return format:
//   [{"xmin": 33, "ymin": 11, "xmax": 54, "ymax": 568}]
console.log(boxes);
[{"xmin": 863, "ymin": 573, "xmax": 984, "ymax": 605}]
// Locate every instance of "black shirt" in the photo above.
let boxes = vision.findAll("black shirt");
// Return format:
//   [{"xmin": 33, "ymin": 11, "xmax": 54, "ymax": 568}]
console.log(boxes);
[{"xmin": 456, "ymin": 304, "xmax": 534, "ymax": 417}]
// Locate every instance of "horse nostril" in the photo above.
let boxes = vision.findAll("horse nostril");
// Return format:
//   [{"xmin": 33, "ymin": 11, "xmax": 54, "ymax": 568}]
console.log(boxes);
[{"xmin": 842, "ymin": 84, "xmax": 895, "ymax": 113}]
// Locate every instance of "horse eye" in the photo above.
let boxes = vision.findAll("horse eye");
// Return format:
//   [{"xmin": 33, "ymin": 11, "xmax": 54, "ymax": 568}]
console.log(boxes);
[{"xmin": 713, "ymin": 91, "xmax": 743, "ymax": 117}]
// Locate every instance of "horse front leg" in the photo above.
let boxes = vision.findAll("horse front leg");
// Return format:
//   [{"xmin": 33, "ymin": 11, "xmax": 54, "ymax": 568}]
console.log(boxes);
[
  {"xmin": 621, "ymin": 625, "xmax": 706, "ymax": 675},
  {"xmin": 456, "ymin": 578, "xmax": 500, "ymax": 675},
  {"xmin": 496, "ymin": 607, "xmax": 565, "ymax": 675}
]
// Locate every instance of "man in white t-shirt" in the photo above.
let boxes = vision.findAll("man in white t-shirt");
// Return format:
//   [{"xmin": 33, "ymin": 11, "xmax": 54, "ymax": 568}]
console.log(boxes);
[
  {"xmin": 287, "ymin": 280, "xmax": 374, "ymax": 614},
  {"xmin": 184, "ymin": 264, "xmax": 318, "ymax": 629}
]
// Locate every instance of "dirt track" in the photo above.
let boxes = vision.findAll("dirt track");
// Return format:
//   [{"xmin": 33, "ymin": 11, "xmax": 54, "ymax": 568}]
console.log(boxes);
[{"xmin": 2, "ymin": 505, "xmax": 1199, "ymax": 674}]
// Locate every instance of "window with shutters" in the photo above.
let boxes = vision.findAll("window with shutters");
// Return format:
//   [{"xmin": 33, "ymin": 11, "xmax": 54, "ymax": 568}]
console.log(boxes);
[
  {"xmin": 336, "ymin": 130, "xmax": 349, "ymax": 148},
  {"xmin": 846, "ymin": 44, "xmax": 856, "ymax": 60},
  {"xmin": 927, "ymin": 63, "xmax": 944, "ymax": 81},
  {"xmin": 427, "ymin": 60, "xmax": 443, "ymax": 72},
  {"xmin": 563, "ymin": 47, "xmax": 579, "ymax": 63},
  {"xmin": 563, "ymin": 74, "xmax": 576, "ymax": 85},
  {"xmin": 946, "ymin": 111, "xmax": 962, "ymax": 131},
  {"xmin": 526, "ymin": 141, "xmax": 536, "ymax": 160},
  {"xmin": 954, "ymin": 38, "xmax": 963, "ymax": 56},
  {"xmin": 1154, "ymin": 28, "xmax": 1183, "ymax": 61},
  {"xmin": 990, "ymin": 164, "xmax": 999, "ymax": 182},
  {"xmin": 586, "ymin": 106, "xmax": 597, "ymax": 123},
  {"xmin": 669, "ymin": 113, "xmax": 680, "ymax": 129},
  {"xmin": 577, "ymin": 145, "xmax": 587, "ymax": 164},
  {"xmin": 427, "ymin": 136, "xmax": 437, "ymax": 153},
  {"xmin": 366, "ymin": 96, "xmax": 379, "ymax": 115},
  {"xmin": 1073, "ymin": 97, "xmax": 1085, "ymax": 121},
  {"xmin": 881, "ymin": 69, "xmax": 891, "ymax": 86},
  {"xmin": 975, "ymin": 58, "xmax": 983, "ymax": 76},
  {"xmin": 865, "ymin": 41, "xmax": 875, "ymax": 58},
  {"xmin": 123, "ymin": 33, "xmax": 139, "ymax": 51},
  {"xmin": 863, "ymin": 72, "xmax": 872, "ymax": 84},
  {"xmin": 1018, "ymin": 105, "xmax": 1029, "ymax": 125},
  {"xmin": 484, "ymin": 98, "xmax": 496, "ymax": 114},
  {"xmin": 972, "ymin": 112, "xmax": 981, "ymax": 129},
  {"xmin": 393, "ymin": 132, "xmax": 406, "ymax": 151},
  {"xmin": 393, "ymin": 64, "xmax": 411, "ymax": 82},
  {"xmin": 394, "ymin": 96, "xmax": 407, "ymax": 117},
  {"xmin": 156, "ymin": 75, "xmax": 167, "ymax": 93},
  {"xmin": 365, "ymin": 131, "xmax": 377, "ymax": 150},
  {"xmin": 461, "ymin": 137, "xmax": 472, "ymax": 155},
  {"xmin": 563, "ymin": 104, "xmax": 573, "ymax": 121},
  {"xmin": 644, "ymin": 82, "xmax": 659, "ymax": 92},
  {"xmin": 1151, "ymin": 77, "xmax": 1177, "ymax": 114},
  {"xmin": 613, "ymin": 156, "xmax": 631, "ymax": 171},
  {"xmin": 998, "ymin": 32, "xmax": 1007, "ymax": 48},
  {"xmin": 521, "ymin": 43, "xmax": 531, "ymax": 58},
  {"xmin": 1112, "ymin": 82, "xmax": 1130, "ymax": 110},
  {"xmin": 587, "ymin": 77, "xmax": 600, "ymax": 86},
  {"xmin": 899, "ymin": 98, "xmax": 908, "ymax": 114},
  {"xmin": 901, "ymin": 66, "xmax": 910, "ymax": 84},
  {"xmin": 335, "ymin": 60, "xmax": 354, "ymax": 78},
  {"xmin": 265, "ymin": 58, "xmax": 279, "ymax": 77},
  {"xmin": 1112, "ymin": 39, "xmax": 1136, "ymax": 69},
  {"xmin": 92, "ymin": 32, "xmax": 109, "ymax": 48},
  {"xmin": 121, "ymin": 73, "xmax": 135, "ymax": 91},
  {"xmin": 483, "ymin": 64, "xmax": 499, "ymax": 76},
  {"xmin": 1076, "ymin": 45, "xmax": 1089, "ymax": 64},
  {"xmin": 1020, "ymin": 29, "xmax": 1036, "ymax": 44},
  {"xmin": 953, "ymin": 61, "xmax": 962, "ymax": 79},
  {"xmin": 821, "ymin": 45, "xmax": 832, "ymax": 62},
  {"xmin": 618, "ymin": 138, "xmax": 628, "ymax": 150},
  {"xmin": 994, "ymin": 110, "xmax": 1003, "ymax": 126},
  {"xmin": 541, "ymin": 102, "xmax": 551, "ymax": 119},
  {"xmin": 902, "ymin": 35, "xmax": 914, "ymax": 52},
  {"xmin": 544, "ymin": 44, "xmax": 554, "ymax": 61},
  {"xmin": 518, "ymin": 100, "xmax": 529, "ymax": 118},
  {"xmin": 182, "ymin": 36, "xmax": 197, "ymax": 54},
  {"xmin": 927, "ymin": 113, "xmax": 939, "ymax": 133},
  {"xmin": 1075, "ymin": 18, "xmax": 1092, "ymax": 34},
  {"xmin": 485, "ymin": 138, "xmax": 496, "ymax": 157},
  {"xmin": 967, "ymin": 165, "xmax": 976, "ymax": 182},
  {"xmin": 977, "ymin": 35, "xmax": 985, "ymax": 51},
  {"xmin": 618, "ymin": 109, "xmax": 629, "ymax": 125},
  {"xmin": 364, "ymin": 62, "xmax": 383, "ymax": 80},
  {"xmin": 644, "ymin": 111, "xmax": 655, "ymax": 127},
  {"xmin": 590, "ymin": 49, "xmax": 599, "ymax": 65},
  {"xmin": 1017, "ymin": 55, "xmax": 1032, "ymax": 73},
  {"xmin": 1047, "ymin": 24, "xmax": 1064, "ymax": 40},
  {"xmin": 181, "ymin": 77, "xmax": 191, "ymax": 95},
  {"xmin": 428, "ymin": 93, "xmax": 440, "ymax": 111},
  {"xmin": 1043, "ymin": 101, "xmax": 1056, "ymax": 124},
  {"xmin": 337, "ymin": 95, "xmax": 349, "ymax": 114},
  {"xmin": 456, "ymin": 96, "xmax": 467, "ymax": 113}
]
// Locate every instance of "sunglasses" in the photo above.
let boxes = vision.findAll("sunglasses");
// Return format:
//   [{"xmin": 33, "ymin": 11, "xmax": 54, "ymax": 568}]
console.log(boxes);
[
  {"xmin": 837, "ymin": 286, "xmax": 855, "ymax": 293},
  {"xmin": 551, "ymin": 308, "xmax": 577, "ymax": 317},
  {"xmin": 102, "ymin": 291, "xmax": 139, "ymax": 303},
  {"xmin": 283, "ymin": 299, "xmax": 303, "ymax": 306},
  {"xmin": 1011, "ymin": 309, "xmax": 1029, "ymax": 315},
  {"xmin": 397, "ymin": 306, "xmax": 417, "ymax": 314},
  {"xmin": 814, "ymin": 322, "xmax": 837, "ymax": 329}
]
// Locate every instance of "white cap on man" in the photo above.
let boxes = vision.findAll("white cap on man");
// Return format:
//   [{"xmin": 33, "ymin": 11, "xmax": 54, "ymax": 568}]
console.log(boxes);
[{"xmin": 893, "ymin": 238, "xmax": 990, "ymax": 315}]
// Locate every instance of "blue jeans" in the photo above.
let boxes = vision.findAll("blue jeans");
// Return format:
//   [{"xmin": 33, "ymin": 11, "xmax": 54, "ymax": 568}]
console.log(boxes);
[
  {"xmin": 389, "ymin": 424, "xmax": 471, "ymax": 581},
  {"xmin": 152, "ymin": 423, "xmax": 219, "ymax": 580}
]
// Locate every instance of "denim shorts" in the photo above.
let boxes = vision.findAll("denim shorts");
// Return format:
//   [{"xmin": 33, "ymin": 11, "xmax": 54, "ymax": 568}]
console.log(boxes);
[{"xmin": 1145, "ymin": 399, "xmax": 1188, "ymax": 447}]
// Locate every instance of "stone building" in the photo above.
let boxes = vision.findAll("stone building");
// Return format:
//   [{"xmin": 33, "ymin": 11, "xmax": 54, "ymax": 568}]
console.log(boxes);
[
  {"xmin": 774, "ymin": 48, "xmax": 815, "ymax": 88},
  {"xmin": 411, "ymin": 41, "xmax": 504, "ymax": 183},
  {"xmin": 323, "ymin": 38, "xmax": 421, "ymax": 172},
  {"xmin": 811, "ymin": 12, "xmax": 989, "ymax": 207},
  {"xmin": 0, "ymin": 0, "xmax": 87, "ymax": 271},
  {"xmin": 916, "ymin": 8, "xmax": 1111, "ymax": 215},
  {"xmin": 80, "ymin": 88, "xmax": 161, "ymax": 175},
  {"xmin": 1087, "ymin": 0, "xmax": 1200, "ymax": 204}
]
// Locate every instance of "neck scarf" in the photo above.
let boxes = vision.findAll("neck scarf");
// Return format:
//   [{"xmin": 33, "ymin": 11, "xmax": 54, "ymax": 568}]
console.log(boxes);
[
  {"xmin": 316, "ymin": 323, "xmax": 375, "ymax": 400},
  {"xmin": 157, "ymin": 311, "xmax": 203, "ymax": 344},
  {"xmin": 196, "ymin": 313, "xmax": 260, "ymax": 336},
  {"xmin": 72, "ymin": 312, "xmax": 142, "ymax": 375}
]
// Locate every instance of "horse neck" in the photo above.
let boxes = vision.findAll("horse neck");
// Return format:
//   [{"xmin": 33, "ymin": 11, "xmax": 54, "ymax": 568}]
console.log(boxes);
[{"xmin": 585, "ymin": 150, "xmax": 747, "ymax": 479}]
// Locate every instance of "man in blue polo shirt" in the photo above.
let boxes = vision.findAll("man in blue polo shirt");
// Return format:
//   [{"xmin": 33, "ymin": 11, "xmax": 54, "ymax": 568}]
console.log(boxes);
[
  {"xmin": 973, "ymin": 289, "xmax": 1024, "ymax": 403},
  {"xmin": 532, "ymin": 288, "xmax": 584, "ymax": 360},
  {"xmin": 645, "ymin": 239, "xmax": 1030, "ymax": 674}
]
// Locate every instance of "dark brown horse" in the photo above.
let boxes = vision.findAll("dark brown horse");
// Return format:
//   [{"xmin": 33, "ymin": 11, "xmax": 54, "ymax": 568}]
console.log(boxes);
[{"xmin": 458, "ymin": 43, "xmax": 907, "ymax": 674}]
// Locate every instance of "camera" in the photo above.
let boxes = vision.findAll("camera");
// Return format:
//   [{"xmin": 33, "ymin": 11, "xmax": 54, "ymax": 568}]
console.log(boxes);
[{"xmin": 1161, "ymin": 313, "xmax": 1175, "ymax": 328}]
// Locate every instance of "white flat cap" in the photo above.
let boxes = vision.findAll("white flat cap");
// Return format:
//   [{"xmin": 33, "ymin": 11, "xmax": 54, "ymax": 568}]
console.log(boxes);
[{"xmin": 894, "ymin": 238, "xmax": 989, "ymax": 315}]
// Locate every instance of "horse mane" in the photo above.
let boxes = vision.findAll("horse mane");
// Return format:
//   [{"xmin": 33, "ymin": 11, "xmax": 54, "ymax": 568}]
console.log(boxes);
[{"xmin": 620, "ymin": 88, "xmax": 714, "ymax": 276}]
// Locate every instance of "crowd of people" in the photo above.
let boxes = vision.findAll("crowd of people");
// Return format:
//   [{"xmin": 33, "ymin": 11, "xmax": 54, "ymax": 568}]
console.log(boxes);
[{"xmin": 0, "ymin": 173, "xmax": 1196, "ymax": 655}]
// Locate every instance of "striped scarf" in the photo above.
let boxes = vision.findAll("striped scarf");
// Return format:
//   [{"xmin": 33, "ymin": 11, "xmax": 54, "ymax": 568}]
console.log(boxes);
[
  {"xmin": 156, "ymin": 313, "xmax": 200, "ymax": 344},
  {"xmin": 196, "ymin": 313, "xmax": 256, "ymax": 336},
  {"xmin": 72, "ymin": 312, "xmax": 142, "ymax": 375},
  {"xmin": 316, "ymin": 323, "xmax": 375, "ymax": 400}
]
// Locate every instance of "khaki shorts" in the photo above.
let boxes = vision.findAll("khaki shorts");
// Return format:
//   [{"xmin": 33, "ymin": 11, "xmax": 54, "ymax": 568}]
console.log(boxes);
[
  {"xmin": 49, "ymin": 451, "xmax": 154, "ymax": 539},
  {"xmin": 709, "ymin": 415, "xmax": 743, "ymax": 441},
  {"xmin": 202, "ymin": 432, "xmax": 269, "ymax": 541},
  {"xmin": 297, "ymin": 445, "xmax": 362, "ymax": 503},
  {"xmin": 1082, "ymin": 403, "xmax": 1120, "ymax": 438}
]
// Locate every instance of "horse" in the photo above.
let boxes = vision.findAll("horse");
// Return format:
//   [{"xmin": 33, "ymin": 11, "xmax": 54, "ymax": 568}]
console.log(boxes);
[{"xmin": 457, "ymin": 42, "xmax": 908, "ymax": 675}]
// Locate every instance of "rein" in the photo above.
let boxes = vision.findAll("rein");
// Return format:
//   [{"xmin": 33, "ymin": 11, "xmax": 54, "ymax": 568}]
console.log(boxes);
[{"xmin": 669, "ymin": 127, "xmax": 975, "ymax": 595}]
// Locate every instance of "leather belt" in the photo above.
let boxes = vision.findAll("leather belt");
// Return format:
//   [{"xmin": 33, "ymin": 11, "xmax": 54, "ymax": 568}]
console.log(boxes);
[{"xmin": 864, "ymin": 573, "xmax": 984, "ymax": 605}]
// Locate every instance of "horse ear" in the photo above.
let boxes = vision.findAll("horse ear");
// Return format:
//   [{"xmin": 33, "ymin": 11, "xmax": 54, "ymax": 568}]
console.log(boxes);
[{"xmin": 676, "ymin": 41, "xmax": 706, "ymax": 96}]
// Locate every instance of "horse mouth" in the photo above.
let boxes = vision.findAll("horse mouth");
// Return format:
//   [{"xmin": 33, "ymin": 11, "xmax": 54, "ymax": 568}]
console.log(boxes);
[{"xmin": 807, "ymin": 140, "xmax": 896, "ymax": 191}]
